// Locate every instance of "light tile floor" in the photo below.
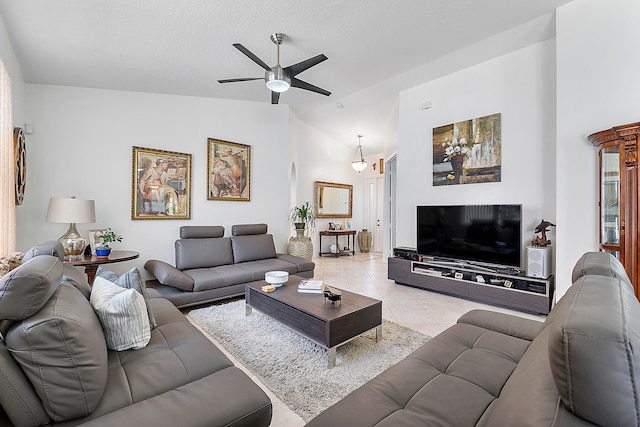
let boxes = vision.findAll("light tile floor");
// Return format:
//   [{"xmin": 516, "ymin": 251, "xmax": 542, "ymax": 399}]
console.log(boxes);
[{"xmin": 195, "ymin": 253, "xmax": 547, "ymax": 427}]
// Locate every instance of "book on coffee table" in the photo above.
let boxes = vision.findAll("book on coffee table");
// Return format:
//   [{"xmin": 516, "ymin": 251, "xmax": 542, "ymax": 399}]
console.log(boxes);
[{"xmin": 298, "ymin": 280, "xmax": 324, "ymax": 293}]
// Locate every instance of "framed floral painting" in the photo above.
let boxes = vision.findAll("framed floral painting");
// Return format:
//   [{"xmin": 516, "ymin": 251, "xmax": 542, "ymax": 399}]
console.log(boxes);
[
  {"xmin": 131, "ymin": 146, "xmax": 192, "ymax": 220},
  {"xmin": 207, "ymin": 138, "xmax": 251, "ymax": 201},
  {"xmin": 432, "ymin": 112, "xmax": 501, "ymax": 186}
]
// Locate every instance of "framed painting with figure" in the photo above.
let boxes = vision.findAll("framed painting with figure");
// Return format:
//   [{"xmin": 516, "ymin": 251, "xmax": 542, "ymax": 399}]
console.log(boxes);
[
  {"xmin": 432, "ymin": 112, "xmax": 501, "ymax": 186},
  {"xmin": 131, "ymin": 146, "xmax": 192, "ymax": 220},
  {"xmin": 207, "ymin": 138, "xmax": 251, "ymax": 201}
]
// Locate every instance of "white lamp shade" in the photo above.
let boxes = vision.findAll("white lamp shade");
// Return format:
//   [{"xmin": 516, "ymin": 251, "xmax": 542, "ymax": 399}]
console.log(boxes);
[{"xmin": 46, "ymin": 197, "xmax": 96, "ymax": 224}]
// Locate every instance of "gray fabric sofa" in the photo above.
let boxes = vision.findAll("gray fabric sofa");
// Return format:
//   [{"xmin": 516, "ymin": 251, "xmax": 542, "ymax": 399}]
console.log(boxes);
[
  {"xmin": 307, "ymin": 251, "xmax": 639, "ymax": 426},
  {"xmin": 0, "ymin": 241, "xmax": 272, "ymax": 427},
  {"xmin": 145, "ymin": 223, "xmax": 315, "ymax": 308}
]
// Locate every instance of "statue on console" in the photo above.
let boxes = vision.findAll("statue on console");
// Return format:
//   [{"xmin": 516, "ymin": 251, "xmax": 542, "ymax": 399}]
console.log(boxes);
[{"xmin": 530, "ymin": 219, "xmax": 555, "ymax": 247}]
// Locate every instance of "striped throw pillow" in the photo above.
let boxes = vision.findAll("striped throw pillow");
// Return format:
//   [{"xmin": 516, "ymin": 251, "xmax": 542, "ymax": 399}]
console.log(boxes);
[{"xmin": 90, "ymin": 277, "xmax": 151, "ymax": 351}]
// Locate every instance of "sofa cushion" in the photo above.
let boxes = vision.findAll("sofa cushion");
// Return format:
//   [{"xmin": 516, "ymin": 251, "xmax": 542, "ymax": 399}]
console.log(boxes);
[
  {"xmin": 480, "ymin": 324, "xmax": 562, "ymax": 426},
  {"xmin": 97, "ymin": 266, "xmax": 157, "ymax": 328},
  {"xmin": 91, "ymin": 277, "xmax": 151, "ymax": 351},
  {"xmin": 307, "ymin": 313, "xmax": 533, "ymax": 426},
  {"xmin": 62, "ymin": 262, "xmax": 92, "ymax": 298},
  {"xmin": 571, "ymin": 251, "xmax": 632, "ymax": 288},
  {"xmin": 548, "ymin": 274, "xmax": 640, "ymax": 426},
  {"xmin": 231, "ymin": 234, "xmax": 277, "ymax": 263},
  {"xmin": 180, "ymin": 225, "xmax": 225, "ymax": 239},
  {"xmin": 21, "ymin": 240, "xmax": 65, "ymax": 262},
  {"xmin": 5, "ymin": 282, "xmax": 108, "ymax": 422},
  {"xmin": 0, "ymin": 255, "xmax": 61, "ymax": 321},
  {"xmin": 231, "ymin": 223, "xmax": 268, "ymax": 236},
  {"xmin": 175, "ymin": 237, "xmax": 233, "ymax": 270}
]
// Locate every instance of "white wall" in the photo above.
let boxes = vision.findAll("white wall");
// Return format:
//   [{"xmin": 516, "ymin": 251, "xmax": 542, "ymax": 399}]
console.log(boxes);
[
  {"xmin": 555, "ymin": 0, "xmax": 640, "ymax": 297},
  {"xmin": 295, "ymin": 121, "xmax": 364, "ymax": 253},
  {"xmin": 397, "ymin": 40, "xmax": 557, "ymax": 269},
  {"xmin": 19, "ymin": 85, "xmax": 291, "ymax": 275}
]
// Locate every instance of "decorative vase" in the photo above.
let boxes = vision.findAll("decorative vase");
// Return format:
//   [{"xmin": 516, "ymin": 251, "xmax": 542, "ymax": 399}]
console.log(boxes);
[
  {"xmin": 357, "ymin": 229, "xmax": 372, "ymax": 253},
  {"xmin": 288, "ymin": 228, "xmax": 313, "ymax": 260},
  {"xmin": 95, "ymin": 247, "xmax": 111, "ymax": 258}
]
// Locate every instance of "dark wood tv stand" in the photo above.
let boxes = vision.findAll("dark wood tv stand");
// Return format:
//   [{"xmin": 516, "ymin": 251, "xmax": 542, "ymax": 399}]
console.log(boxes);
[{"xmin": 388, "ymin": 257, "xmax": 554, "ymax": 314}]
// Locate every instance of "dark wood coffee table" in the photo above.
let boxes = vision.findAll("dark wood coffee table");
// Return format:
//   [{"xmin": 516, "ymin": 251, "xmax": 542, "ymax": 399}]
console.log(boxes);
[{"xmin": 245, "ymin": 276, "xmax": 382, "ymax": 368}]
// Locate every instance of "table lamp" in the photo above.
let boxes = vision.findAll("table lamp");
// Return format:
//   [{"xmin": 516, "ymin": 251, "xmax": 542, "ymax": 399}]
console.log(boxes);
[{"xmin": 46, "ymin": 197, "xmax": 96, "ymax": 260}]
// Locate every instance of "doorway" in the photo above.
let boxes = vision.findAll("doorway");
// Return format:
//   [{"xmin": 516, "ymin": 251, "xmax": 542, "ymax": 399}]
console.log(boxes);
[{"xmin": 365, "ymin": 177, "xmax": 384, "ymax": 252}]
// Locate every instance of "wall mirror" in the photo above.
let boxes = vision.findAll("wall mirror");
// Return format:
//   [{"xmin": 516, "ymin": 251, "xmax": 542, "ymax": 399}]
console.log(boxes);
[{"xmin": 315, "ymin": 181, "xmax": 353, "ymax": 218}]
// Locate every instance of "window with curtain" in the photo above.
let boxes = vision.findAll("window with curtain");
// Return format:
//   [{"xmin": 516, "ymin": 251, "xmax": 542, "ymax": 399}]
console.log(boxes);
[{"xmin": 0, "ymin": 58, "xmax": 15, "ymax": 255}]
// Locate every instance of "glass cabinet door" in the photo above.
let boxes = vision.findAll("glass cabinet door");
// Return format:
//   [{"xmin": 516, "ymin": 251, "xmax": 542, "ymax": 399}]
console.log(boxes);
[{"xmin": 601, "ymin": 144, "xmax": 620, "ymax": 257}]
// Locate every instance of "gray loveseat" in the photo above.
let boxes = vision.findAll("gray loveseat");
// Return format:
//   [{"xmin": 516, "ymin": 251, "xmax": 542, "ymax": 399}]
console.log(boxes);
[
  {"xmin": 0, "ymin": 241, "xmax": 272, "ymax": 427},
  {"xmin": 145, "ymin": 223, "xmax": 315, "ymax": 308},
  {"xmin": 307, "ymin": 252, "xmax": 639, "ymax": 426}
]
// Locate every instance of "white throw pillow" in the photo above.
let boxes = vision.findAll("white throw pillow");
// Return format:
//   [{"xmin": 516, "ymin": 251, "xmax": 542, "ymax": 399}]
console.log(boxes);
[{"xmin": 90, "ymin": 276, "xmax": 151, "ymax": 351}]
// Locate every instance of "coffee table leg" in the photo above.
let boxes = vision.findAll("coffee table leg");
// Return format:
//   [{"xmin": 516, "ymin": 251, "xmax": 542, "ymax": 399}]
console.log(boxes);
[
  {"xmin": 328, "ymin": 347, "xmax": 337, "ymax": 368},
  {"xmin": 376, "ymin": 325, "xmax": 382, "ymax": 343},
  {"xmin": 246, "ymin": 305, "xmax": 252, "ymax": 316}
]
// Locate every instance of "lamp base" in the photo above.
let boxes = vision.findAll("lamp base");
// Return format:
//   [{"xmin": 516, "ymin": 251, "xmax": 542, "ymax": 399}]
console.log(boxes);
[{"xmin": 58, "ymin": 223, "xmax": 86, "ymax": 261}]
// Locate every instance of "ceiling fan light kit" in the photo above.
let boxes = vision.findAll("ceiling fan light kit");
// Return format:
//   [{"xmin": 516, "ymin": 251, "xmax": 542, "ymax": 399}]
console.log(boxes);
[
  {"xmin": 265, "ymin": 65, "xmax": 290, "ymax": 92},
  {"xmin": 352, "ymin": 135, "xmax": 367, "ymax": 172},
  {"xmin": 218, "ymin": 32, "xmax": 331, "ymax": 104}
]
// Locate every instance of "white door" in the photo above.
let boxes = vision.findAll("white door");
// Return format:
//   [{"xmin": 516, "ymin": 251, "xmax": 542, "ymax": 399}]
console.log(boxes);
[{"xmin": 365, "ymin": 177, "xmax": 385, "ymax": 252}]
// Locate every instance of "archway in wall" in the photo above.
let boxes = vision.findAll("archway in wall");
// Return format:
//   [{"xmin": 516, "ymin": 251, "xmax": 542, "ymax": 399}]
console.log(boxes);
[{"xmin": 289, "ymin": 162, "xmax": 297, "ymax": 236}]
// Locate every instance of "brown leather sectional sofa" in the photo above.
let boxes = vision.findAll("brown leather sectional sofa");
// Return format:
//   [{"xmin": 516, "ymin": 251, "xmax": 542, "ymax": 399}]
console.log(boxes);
[
  {"xmin": 0, "ymin": 241, "xmax": 272, "ymax": 426},
  {"xmin": 145, "ymin": 224, "xmax": 315, "ymax": 308}
]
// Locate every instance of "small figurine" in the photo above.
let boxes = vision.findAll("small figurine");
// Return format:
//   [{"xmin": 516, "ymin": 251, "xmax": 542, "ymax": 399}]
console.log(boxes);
[
  {"xmin": 323, "ymin": 286, "xmax": 342, "ymax": 306},
  {"xmin": 531, "ymin": 219, "xmax": 555, "ymax": 247}
]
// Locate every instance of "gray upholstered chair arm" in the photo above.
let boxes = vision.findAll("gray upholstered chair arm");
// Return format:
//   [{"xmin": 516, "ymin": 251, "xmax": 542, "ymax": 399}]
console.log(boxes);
[
  {"xmin": 144, "ymin": 260, "xmax": 194, "ymax": 291},
  {"xmin": 457, "ymin": 309, "xmax": 542, "ymax": 341}
]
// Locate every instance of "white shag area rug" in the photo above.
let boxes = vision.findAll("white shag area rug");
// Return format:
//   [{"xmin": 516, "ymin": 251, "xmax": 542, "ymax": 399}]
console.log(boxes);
[{"xmin": 188, "ymin": 300, "xmax": 430, "ymax": 421}]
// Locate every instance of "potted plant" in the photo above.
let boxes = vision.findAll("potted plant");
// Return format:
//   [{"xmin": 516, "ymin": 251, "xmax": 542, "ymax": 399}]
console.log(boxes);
[
  {"xmin": 288, "ymin": 202, "xmax": 316, "ymax": 260},
  {"xmin": 290, "ymin": 201, "xmax": 316, "ymax": 234},
  {"xmin": 95, "ymin": 228, "xmax": 122, "ymax": 258}
]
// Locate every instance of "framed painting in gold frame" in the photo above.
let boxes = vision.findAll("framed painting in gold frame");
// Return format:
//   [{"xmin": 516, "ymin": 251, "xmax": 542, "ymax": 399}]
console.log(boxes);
[
  {"xmin": 131, "ymin": 146, "xmax": 192, "ymax": 220},
  {"xmin": 207, "ymin": 138, "xmax": 251, "ymax": 201}
]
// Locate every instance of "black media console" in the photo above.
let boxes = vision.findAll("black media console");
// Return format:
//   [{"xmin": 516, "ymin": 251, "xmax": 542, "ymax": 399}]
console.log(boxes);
[{"xmin": 388, "ymin": 257, "xmax": 554, "ymax": 314}]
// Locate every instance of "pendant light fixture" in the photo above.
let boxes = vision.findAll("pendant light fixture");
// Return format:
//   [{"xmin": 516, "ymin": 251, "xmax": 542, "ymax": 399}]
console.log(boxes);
[{"xmin": 351, "ymin": 135, "xmax": 367, "ymax": 172}]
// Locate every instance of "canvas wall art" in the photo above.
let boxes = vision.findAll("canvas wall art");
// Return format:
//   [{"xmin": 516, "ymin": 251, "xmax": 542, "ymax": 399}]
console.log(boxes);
[
  {"xmin": 132, "ymin": 146, "xmax": 192, "ymax": 220},
  {"xmin": 207, "ymin": 138, "xmax": 251, "ymax": 201},
  {"xmin": 432, "ymin": 112, "xmax": 501, "ymax": 186}
]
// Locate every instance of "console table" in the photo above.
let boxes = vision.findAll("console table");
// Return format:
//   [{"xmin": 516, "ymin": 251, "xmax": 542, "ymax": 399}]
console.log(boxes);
[
  {"xmin": 388, "ymin": 257, "xmax": 554, "ymax": 314},
  {"xmin": 319, "ymin": 230, "xmax": 356, "ymax": 257},
  {"xmin": 69, "ymin": 250, "xmax": 139, "ymax": 284}
]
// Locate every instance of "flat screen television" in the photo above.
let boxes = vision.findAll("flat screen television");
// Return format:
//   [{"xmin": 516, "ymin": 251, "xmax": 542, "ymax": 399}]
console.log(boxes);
[{"xmin": 417, "ymin": 204, "xmax": 522, "ymax": 268}]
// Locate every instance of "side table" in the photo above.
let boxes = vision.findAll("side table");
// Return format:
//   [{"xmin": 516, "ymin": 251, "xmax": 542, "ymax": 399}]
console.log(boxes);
[
  {"xmin": 68, "ymin": 250, "xmax": 139, "ymax": 284},
  {"xmin": 319, "ymin": 230, "xmax": 356, "ymax": 257}
]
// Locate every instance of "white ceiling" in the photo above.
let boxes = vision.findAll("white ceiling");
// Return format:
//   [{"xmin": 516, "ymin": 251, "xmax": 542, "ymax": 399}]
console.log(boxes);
[{"xmin": 0, "ymin": 0, "xmax": 572, "ymax": 154}]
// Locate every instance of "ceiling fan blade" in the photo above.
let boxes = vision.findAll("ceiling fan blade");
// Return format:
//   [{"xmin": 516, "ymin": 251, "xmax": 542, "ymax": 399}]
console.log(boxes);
[
  {"xmin": 271, "ymin": 91, "xmax": 280, "ymax": 104},
  {"xmin": 291, "ymin": 77, "xmax": 331, "ymax": 96},
  {"xmin": 217, "ymin": 77, "xmax": 263, "ymax": 83},
  {"xmin": 284, "ymin": 54, "xmax": 328, "ymax": 77},
  {"xmin": 233, "ymin": 43, "xmax": 271, "ymax": 71}
]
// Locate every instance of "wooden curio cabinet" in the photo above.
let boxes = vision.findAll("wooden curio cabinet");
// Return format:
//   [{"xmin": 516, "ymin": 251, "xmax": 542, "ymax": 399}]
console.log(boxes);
[{"xmin": 588, "ymin": 122, "xmax": 639, "ymax": 298}]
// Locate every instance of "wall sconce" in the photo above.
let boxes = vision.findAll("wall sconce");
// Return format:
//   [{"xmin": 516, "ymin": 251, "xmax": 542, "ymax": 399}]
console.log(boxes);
[
  {"xmin": 46, "ymin": 197, "xmax": 96, "ymax": 260},
  {"xmin": 351, "ymin": 135, "xmax": 367, "ymax": 172}
]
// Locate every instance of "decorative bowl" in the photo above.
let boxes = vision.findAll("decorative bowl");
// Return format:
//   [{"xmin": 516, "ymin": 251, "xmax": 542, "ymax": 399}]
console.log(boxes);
[{"xmin": 265, "ymin": 271, "xmax": 288, "ymax": 287}]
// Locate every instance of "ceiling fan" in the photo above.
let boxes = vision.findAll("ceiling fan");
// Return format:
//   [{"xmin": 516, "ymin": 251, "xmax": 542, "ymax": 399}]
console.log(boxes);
[{"xmin": 218, "ymin": 33, "xmax": 331, "ymax": 105}]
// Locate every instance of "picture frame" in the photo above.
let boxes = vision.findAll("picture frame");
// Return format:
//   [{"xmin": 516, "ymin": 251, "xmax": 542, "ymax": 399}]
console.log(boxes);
[
  {"xmin": 432, "ymin": 112, "xmax": 501, "ymax": 186},
  {"xmin": 132, "ymin": 146, "xmax": 192, "ymax": 220},
  {"xmin": 87, "ymin": 229, "xmax": 107, "ymax": 255},
  {"xmin": 207, "ymin": 138, "xmax": 251, "ymax": 201}
]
